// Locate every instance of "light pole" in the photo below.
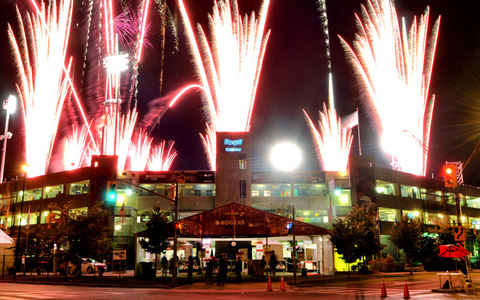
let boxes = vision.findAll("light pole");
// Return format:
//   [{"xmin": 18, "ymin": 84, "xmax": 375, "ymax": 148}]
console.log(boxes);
[
  {"xmin": 103, "ymin": 52, "xmax": 129, "ymax": 156},
  {"xmin": 271, "ymin": 142, "xmax": 301, "ymax": 284},
  {"xmin": 0, "ymin": 95, "xmax": 16, "ymax": 182},
  {"xmin": 13, "ymin": 164, "xmax": 29, "ymax": 279}
]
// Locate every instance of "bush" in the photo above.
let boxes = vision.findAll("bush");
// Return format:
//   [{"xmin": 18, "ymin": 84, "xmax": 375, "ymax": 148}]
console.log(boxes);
[{"xmin": 369, "ymin": 255, "xmax": 395, "ymax": 272}]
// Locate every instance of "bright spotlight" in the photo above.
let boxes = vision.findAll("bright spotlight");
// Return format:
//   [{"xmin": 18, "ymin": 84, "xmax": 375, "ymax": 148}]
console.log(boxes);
[{"xmin": 270, "ymin": 142, "xmax": 302, "ymax": 171}]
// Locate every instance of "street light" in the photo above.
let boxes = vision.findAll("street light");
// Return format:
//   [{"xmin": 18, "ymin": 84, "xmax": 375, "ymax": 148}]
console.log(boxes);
[
  {"xmin": 103, "ymin": 52, "xmax": 129, "ymax": 156},
  {"xmin": 271, "ymin": 142, "xmax": 301, "ymax": 284},
  {"xmin": 0, "ymin": 95, "xmax": 16, "ymax": 182},
  {"xmin": 13, "ymin": 164, "xmax": 29, "ymax": 279}
]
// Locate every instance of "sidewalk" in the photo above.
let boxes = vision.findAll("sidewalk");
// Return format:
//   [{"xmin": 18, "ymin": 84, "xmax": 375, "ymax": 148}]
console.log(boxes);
[{"xmin": 0, "ymin": 269, "xmax": 447, "ymax": 289}]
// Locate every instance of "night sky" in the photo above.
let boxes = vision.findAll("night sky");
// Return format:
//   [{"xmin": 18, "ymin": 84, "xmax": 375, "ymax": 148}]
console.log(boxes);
[{"xmin": 0, "ymin": 0, "xmax": 479, "ymax": 185}]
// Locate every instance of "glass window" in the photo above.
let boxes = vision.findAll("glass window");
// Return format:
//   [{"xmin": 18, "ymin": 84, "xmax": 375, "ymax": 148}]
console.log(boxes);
[
  {"xmin": 45, "ymin": 185, "xmax": 64, "ymax": 198},
  {"xmin": 376, "ymin": 180, "xmax": 396, "ymax": 195},
  {"xmin": 239, "ymin": 180, "xmax": 247, "ymax": 198},
  {"xmin": 400, "ymin": 185, "xmax": 419, "ymax": 199},
  {"xmin": 239, "ymin": 154, "xmax": 247, "ymax": 170},
  {"xmin": 69, "ymin": 181, "xmax": 89, "ymax": 195},
  {"xmin": 402, "ymin": 210, "xmax": 421, "ymax": 220},
  {"xmin": 379, "ymin": 208, "xmax": 398, "ymax": 222}
]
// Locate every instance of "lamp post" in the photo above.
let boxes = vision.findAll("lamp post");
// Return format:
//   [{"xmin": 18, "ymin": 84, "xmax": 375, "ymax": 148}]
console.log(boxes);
[
  {"xmin": 13, "ymin": 164, "xmax": 29, "ymax": 279},
  {"xmin": 0, "ymin": 95, "xmax": 16, "ymax": 182},
  {"xmin": 271, "ymin": 142, "xmax": 301, "ymax": 284},
  {"xmin": 103, "ymin": 52, "xmax": 129, "ymax": 156}
]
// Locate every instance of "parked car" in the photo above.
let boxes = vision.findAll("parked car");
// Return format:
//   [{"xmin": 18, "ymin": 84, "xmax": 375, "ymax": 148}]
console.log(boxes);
[{"xmin": 69, "ymin": 258, "xmax": 106, "ymax": 275}]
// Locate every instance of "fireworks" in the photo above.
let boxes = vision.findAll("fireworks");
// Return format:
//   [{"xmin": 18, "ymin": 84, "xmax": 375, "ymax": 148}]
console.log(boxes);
[
  {"xmin": 304, "ymin": 103, "xmax": 354, "ymax": 172},
  {"xmin": 147, "ymin": 141, "xmax": 178, "ymax": 171},
  {"xmin": 339, "ymin": 0, "xmax": 440, "ymax": 176},
  {"xmin": 178, "ymin": 0, "xmax": 271, "ymax": 132},
  {"xmin": 129, "ymin": 130, "xmax": 153, "ymax": 171},
  {"xmin": 63, "ymin": 124, "xmax": 92, "ymax": 171},
  {"xmin": 8, "ymin": 0, "xmax": 73, "ymax": 177}
]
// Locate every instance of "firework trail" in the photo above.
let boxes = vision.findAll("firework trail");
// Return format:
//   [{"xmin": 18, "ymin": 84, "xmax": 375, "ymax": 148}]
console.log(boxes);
[
  {"xmin": 303, "ymin": 104, "xmax": 354, "ymax": 172},
  {"xmin": 302, "ymin": 1, "xmax": 355, "ymax": 172},
  {"xmin": 147, "ymin": 141, "xmax": 177, "ymax": 171},
  {"xmin": 8, "ymin": 0, "xmax": 73, "ymax": 177},
  {"xmin": 199, "ymin": 123, "xmax": 216, "ymax": 170},
  {"xmin": 317, "ymin": 0, "xmax": 332, "ymax": 72},
  {"xmin": 129, "ymin": 130, "xmax": 153, "ymax": 171},
  {"xmin": 339, "ymin": 0, "xmax": 439, "ymax": 176},
  {"xmin": 178, "ymin": 0, "xmax": 271, "ymax": 132},
  {"xmin": 178, "ymin": 0, "xmax": 270, "ymax": 171},
  {"xmin": 63, "ymin": 124, "xmax": 92, "ymax": 170}
]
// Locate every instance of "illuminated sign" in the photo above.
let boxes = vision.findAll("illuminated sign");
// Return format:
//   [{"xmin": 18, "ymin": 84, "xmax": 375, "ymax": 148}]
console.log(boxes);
[{"xmin": 224, "ymin": 138, "xmax": 243, "ymax": 152}]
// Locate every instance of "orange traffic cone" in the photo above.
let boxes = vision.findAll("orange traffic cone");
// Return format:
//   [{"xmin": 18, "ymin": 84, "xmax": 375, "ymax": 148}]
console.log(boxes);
[
  {"xmin": 403, "ymin": 280, "xmax": 411, "ymax": 299},
  {"xmin": 280, "ymin": 276, "xmax": 286, "ymax": 291},
  {"xmin": 267, "ymin": 275, "xmax": 273, "ymax": 291},
  {"xmin": 380, "ymin": 278, "xmax": 387, "ymax": 297}
]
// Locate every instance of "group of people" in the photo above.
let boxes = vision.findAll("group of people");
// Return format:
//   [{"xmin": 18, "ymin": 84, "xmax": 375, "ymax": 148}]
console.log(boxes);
[{"xmin": 158, "ymin": 252, "xmax": 281, "ymax": 285}]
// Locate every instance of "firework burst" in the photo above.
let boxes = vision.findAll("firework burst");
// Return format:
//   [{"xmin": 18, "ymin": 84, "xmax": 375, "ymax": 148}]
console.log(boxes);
[
  {"xmin": 147, "ymin": 141, "xmax": 177, "ymax": 171},
  {"xmin": 63, "ymin": 124, "xmax": 92, "ymax": 170},
  {"xmin": 178, "ymin": 0, "xmax": 271, "ymax": 132},
  {"xmin": 304, "ymin": 103, "xmax": 354, "ymax": 172},
  {"xmin": 339, "ymin": 0, "xmax": 440, "ymax": 176},
  {"xmin": 8, "ymin": 0, "xmax": 74, "ymax": 177}
]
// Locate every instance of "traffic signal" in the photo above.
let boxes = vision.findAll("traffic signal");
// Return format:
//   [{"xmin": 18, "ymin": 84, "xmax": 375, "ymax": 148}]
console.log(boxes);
[
  {"xmin": 175, "ymin": 223, "xmax": 183, "ymax": 235},
  {"xmin": 106, "ymin": 181, "xmax": 118, "ymax": 202},
  {"xmin": 443, "ymin": 164, "xmax": 457, "ymax": 188}
]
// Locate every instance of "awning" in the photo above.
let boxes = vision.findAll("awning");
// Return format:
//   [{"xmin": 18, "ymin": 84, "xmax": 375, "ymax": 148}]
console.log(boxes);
[
  {"xmin": 175, "ymin": 202, "xmax": 330, "ymax": 238},
  {"xmin": 0, "ymin": 229, "xmax": 14, "ymax": 248}
]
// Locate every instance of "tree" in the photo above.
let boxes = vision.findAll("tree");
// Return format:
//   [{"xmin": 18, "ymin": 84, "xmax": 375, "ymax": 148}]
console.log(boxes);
[
  {"xmin": 330, "ymin": 206, "xmax": 384, "ymax": 277},
  {"xmin": 139, "ymin": 206, "xmax": 170, "ymax": 270},
  {"xmin": 389, "ymin": 215, "xmax": 423, "ymax": 274},
  {"xmin": 56, "ymin": 201, "xmax": 113, "ymax": 261}
]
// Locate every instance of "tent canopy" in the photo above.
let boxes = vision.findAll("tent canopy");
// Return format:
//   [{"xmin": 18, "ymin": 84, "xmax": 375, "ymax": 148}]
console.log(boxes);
[
  {"xmin": 175, "ymin": 202, "xmax": 330, "ymax": 238},
  {"xmin": 0, "ymin": 229, "xmax": 14, "ymax": 248}
]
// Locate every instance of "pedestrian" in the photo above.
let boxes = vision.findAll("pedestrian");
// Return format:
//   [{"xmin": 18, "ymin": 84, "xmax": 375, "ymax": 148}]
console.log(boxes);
[
  {"xmin": 169, "ymin": 257, "xmax": 174, "ymax": 275},
  {"xmin": 161, "ymin": 256, "xmax": 168, "ymax": 276},
  {"xmin": 269, "ymin": 250, "xmax": 278, "ymax": 278},
  {"xmin": 187, "ymin": 255, "xmax": 194, "ymax": 285},
  {"xmin": 217, "ymin": 256, "xmax": 227, "ymax": 286},
  {"xmin": 205, "ymin": 259, "xmax": 213, "ymax": 285},
  {"xmin": 235, "ymin": 257, "xmax": 242, "ymax": 282},
  {"xmin": 211, "ymin": 256, "xmax": 217, "ymax": 274},
  {"xmin": 260, "ymin": 256, "xmax": 266, "ymax": 279}
]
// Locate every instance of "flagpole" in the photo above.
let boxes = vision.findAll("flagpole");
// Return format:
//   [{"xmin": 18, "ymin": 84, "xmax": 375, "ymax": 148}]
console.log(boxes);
[{"xmin": 356, "ymin": 107, "xmax": 362, "ymax": 155}]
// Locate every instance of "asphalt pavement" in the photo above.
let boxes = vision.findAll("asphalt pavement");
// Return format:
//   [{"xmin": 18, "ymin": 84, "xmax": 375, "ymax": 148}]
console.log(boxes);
[{"xmin": 1, "ymin": 268, "xmax": 480, "ymax": 294}]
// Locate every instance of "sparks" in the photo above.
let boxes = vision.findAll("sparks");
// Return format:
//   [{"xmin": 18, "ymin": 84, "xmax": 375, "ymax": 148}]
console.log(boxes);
[
  {"xmin": 339, "ymin": 0, "xmax": 440, "ymax": 176},
  {"xmin": 8, "ymin": 0, "xmax": 74, "ymax": 177},
  {"xmin": 304, "ymin": 104, "xmax": 354, "ymax": 172},
  {"xmin": 178, "ymin": 0, "xmax": 271, "ymax": 132},
  {"xmin": 147, "ymin": 141, "xmax": 177, "ymax": 171}
]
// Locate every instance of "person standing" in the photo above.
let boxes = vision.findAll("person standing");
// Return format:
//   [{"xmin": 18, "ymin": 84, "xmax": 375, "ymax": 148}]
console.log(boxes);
[
  {"xmin": 235, "ymin": 257, "xmax": 242, "ymax": 282},
  {"xmin": 269, "ymin": 250, "xmax": 277, "ymax": 278},
  {"xmin": 187, "ymin": 255, "xmax": 194, "ymax": 285},
  {"xmin": 161, "ymin": 256, "xmax": 168, "ymax": 276},
  {"xmin": 205, "ymin": 259, "xmax": 213, "ymax": 285},
  {"xmin": 217, "ymin": 256, "xmax": 227, "ymax": 286},
  {"xmin": 260, "ymin": 256, "xmax": 266, "ymax": 279}
]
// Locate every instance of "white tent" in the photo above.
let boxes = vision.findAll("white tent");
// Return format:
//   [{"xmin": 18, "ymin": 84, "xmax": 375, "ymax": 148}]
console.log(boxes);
[
  {"xmin": 0, "ymin": 229, "xmax": 15, "ymax": 274},
  {"xmin": 0, "ymin": 229, "xmax": 14, "ymax": 247}
]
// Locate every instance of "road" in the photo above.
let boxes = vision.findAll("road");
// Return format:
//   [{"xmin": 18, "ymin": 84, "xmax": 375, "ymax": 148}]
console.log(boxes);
[{"xmin": 0, "ymin": 277, "xmax": 478, "ymax": 300}]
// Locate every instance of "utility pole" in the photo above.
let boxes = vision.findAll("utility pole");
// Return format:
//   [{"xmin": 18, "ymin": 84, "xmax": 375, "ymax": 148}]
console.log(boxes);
[
  {"xmin": 292, "ymin": 206, "xmax": 297, "ymax": 284},
  {"xmin": 172, "ymin": 180, "xmax": 179, "ymax": 286}
]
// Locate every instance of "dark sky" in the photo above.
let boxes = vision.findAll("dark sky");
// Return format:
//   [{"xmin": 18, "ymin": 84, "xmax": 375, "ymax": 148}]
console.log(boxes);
[{"xmin": 0, "ymin": 0, "xmax": 480, "ymax": 185}]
